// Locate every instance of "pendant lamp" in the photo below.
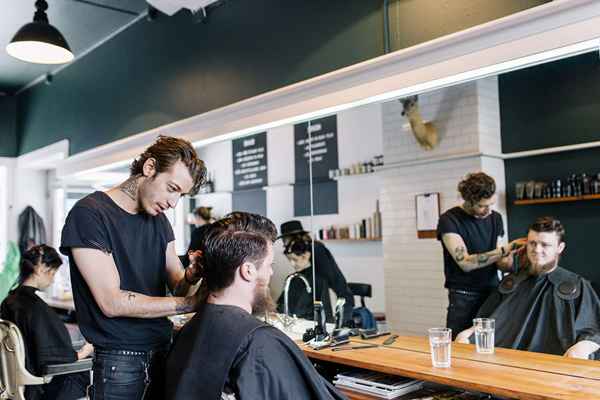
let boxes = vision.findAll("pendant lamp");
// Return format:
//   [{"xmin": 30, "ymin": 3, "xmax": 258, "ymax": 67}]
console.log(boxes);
[{"xmin": 6, "ymin": 0, "xmax": 74, "ymax": 64}]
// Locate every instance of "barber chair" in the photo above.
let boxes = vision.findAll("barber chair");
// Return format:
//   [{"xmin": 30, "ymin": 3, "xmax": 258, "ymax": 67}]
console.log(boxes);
[
  {"xmin": 0, "ymin": 319, "xmax": 92, "ymax": 400},
  {"xmin": 347, "ymin": 283, "xmax": 376, "ymax": 330}
]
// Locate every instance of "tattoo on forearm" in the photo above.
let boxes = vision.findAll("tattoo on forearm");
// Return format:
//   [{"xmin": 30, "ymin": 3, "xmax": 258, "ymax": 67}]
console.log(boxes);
[
  {"xmin": 127, "ymin": 292, "xmax": 136, "ymax": 302},
  {"xmin": 455, "ymin": 246, "xmax": 466, "ymax": 262},
  {"xmin": 119, "ymin": 176, "xmax": 139, "ymax": 201},
  {"xmin": 175, "ymin": 296, "xmax": 195, "ymax": 313},
  {"xmin": 477, "ymin": 254, "xmax": 490, "ymax": 265}
]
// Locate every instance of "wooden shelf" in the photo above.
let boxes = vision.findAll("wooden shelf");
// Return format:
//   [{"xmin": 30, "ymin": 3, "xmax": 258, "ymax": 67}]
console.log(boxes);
[
  {"xmin": 514, "ymin": 194, "xmax": 600, "ymax": 205},
  {"xmin": 332, "ymin": 172, "xmax": 378, "ymax": 181}
]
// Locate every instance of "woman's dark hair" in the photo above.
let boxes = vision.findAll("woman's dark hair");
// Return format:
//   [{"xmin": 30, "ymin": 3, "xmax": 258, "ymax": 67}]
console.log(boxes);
[
  {"xmin": 18, "ymin": 244, "xmax": 63, "ymax": 285},
  {"xmin": 130, "ymin": 135, "xmax": 207, "ymax": 196},
  {"xmin": 283, "ymin": 233, "xmax": 312, "ymax": 256},
  {"xmin": 529, "ymin": 216, "xmax": 565, "ymax": 244},
  {"xmin": 458, "ymin": 172, "xmax": 496, "ymax": 204},
  {"xmin": 200, "ymin": 212, "xmax": 276, "ymax": 293}
]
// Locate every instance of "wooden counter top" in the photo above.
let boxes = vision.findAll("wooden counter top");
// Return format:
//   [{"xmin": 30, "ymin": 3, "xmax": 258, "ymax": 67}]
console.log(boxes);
[
  {"xmin": 301, "ymin": 336, "xmax": 600, "ymax": 400},
  {"xmin": 353, "ymin": 335, "xmax": 600, "ymax": 381}
]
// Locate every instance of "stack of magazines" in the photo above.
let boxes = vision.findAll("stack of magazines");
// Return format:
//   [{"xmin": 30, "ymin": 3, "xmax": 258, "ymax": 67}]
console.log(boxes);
[{"xmin": 334, "ymin": 369, "xmax": 423, "ymax": 399}]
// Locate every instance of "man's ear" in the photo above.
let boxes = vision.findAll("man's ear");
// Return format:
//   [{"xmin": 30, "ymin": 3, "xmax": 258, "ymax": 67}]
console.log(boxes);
[
  {"xmin": 142, "ymin": 158, "xmax": 157, "ymax": 178},
  {"xmin": 557, "ymin": 241, "xmax": 566, "ymax": 255},
  {"xmin": 239, "ymin": 262, "xmax": 256, "ymax": 282}
]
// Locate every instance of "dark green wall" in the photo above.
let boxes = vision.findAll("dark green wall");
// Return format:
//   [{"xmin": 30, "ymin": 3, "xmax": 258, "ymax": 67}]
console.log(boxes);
[
  {"xmin": 501, "ymin": 53, "xmax": 600, "ymax": 284},
  {"xmin": 16, "ymin": 0, "xmax": 383, "ymax": 156},
  {"xmin": 389, "ymin": 0, "xmax": 550, "ymax": 51},
  {"xmin": 0, "ymin": 96, "xmax": 17, "ymax": 157}
]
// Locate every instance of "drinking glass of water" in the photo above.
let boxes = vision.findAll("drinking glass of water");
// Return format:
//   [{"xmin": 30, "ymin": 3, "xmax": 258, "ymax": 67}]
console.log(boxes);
[
  {"xmin": 473, "ymin": 318, "xmax": 495, "ymax": 354},
  {"xmin": 428, "ymin": 327, "xmax": 452, "ymax": 367}
]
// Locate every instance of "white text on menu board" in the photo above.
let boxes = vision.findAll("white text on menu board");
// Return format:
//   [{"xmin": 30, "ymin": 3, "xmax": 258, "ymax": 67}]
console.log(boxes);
[
  {"xmin": 234, "ymin": 137, "xmax": 266, "ymax": 187},
  {"xmin": 296, "ymin": 123, "xmax": 334, "ymax": 163}
]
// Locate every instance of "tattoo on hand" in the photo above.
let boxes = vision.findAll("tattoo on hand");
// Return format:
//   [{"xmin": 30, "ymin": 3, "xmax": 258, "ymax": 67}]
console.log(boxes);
[
  {"xmin": 126, "ymin": 292, "xmax": 136, "ymax": 302},
  {"xmin": 477, "ymin": 254, "xmax": 490, "ymax": 265},
  {"xmin": 455, "ymin": 246, "xmax": 466, "ymax": 262},
  {"xmin": 119, "ymin": 176, "xmax": 139, "ymax": 201}
]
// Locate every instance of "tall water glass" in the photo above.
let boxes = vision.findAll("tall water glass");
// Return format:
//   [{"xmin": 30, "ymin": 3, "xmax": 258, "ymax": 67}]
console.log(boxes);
[
  {"xmin": 428, "ymin": 328, "xmax": 452, "ymax": 367},
  {"xmin": 473, "ymin": 318, "xmax": 495, "ymax": 354}
]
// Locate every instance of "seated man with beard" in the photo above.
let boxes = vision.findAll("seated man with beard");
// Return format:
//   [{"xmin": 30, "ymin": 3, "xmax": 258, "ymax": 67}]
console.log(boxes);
[
  {"xmin": 165, "ymin": 212, "xmax": 346, "ymax": 400},
  {"xmin": 456, "ymin": 217, "xmax": 600, "ymax": 359}
]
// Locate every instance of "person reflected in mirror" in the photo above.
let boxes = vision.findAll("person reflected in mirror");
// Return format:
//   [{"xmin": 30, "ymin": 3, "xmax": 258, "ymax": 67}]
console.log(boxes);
[
  {"xmin": 437, "ymin": 172, "xmax": 525, "ymax": 338},
  {"xmin": 456, "ymin": 217, "xmax": 600, "ymax": 360},
  {"xmin": 1, "ymin": 245, "xmax": 94, "ymax": 400},
  {"xmin": 181, "ymin": 206, "xmax": 216, "ymax": 268},
  {"xmin": 165, "ymin": 212, "xmax": 346, "ymax": 400},
  {"xmin": 276, "ymin": 220, "xmax": 354, "ymax": 326}
]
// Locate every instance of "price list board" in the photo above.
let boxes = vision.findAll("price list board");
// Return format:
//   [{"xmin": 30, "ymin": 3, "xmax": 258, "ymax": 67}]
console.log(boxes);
[
  {"xmin": 293, "ymin": 115, "xmax": 339, "ymax": 216},
  {"xmin": 232, "ymin": 132, "xmax": 267, "ymax": 216}
]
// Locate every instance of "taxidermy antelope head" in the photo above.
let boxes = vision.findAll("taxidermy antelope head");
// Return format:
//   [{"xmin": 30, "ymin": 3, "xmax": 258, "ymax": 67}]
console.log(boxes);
[{"xmin": 400, "ymin": 95, "xmax": 438, "ymax": 150}]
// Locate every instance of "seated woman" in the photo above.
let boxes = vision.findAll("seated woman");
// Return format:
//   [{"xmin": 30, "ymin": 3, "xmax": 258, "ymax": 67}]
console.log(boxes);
[
  {"xmin": 1, "ymin": 244, "xmax": 94, "ymax": 400},
  {"xmin": 276, "ymin": 220, "xmax": 355, "ymax": 326}
]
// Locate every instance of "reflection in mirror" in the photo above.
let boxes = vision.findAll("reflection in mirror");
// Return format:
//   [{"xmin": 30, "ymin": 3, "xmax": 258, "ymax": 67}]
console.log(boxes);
[{"xmin": 47, "ymin": 49, "xmax": 600, "ymax": 359}]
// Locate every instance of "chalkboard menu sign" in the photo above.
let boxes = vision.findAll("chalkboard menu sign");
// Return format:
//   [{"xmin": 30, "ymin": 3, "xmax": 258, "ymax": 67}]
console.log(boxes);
[
  {"xmin": 232, "ymin": 189, "xmax": 267, "ymax": 217},
  {"xmin": 293, "ymin": 115, "xmax": 339, "ymax": 216},
  {"xmin": 232, "ymin": 132, "xmax": 268, "ymax": 191},
  {"xmin": 294, "ymin": 115, "xmax": 338, "ymax": 183}
]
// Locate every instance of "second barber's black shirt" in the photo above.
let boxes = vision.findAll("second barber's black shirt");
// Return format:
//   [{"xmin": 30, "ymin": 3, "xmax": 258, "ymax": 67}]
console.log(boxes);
[
  {"xmin": 437, "ymin": 207, "xmax": 504, "ymax": 292},
  {"xmin": 60, "ymin": 191, "xmax": 174, "ymax": 351}
]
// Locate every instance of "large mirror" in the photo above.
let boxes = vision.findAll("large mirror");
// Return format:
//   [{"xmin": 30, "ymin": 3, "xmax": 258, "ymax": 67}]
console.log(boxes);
[{"xmin": 47, "ymin": 48, "xmax": 600, "ymax": 360}]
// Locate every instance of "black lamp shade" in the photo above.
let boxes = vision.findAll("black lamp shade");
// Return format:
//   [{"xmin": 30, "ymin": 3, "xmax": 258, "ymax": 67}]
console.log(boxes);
[{"xmin": 6, "ymin": 21, "xmax": 74, "ymax": 64}]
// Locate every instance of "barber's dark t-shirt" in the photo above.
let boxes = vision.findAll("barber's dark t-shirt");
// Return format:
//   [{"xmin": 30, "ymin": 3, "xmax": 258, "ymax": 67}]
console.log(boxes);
[
  {"xmin": 60, "ymin": 191, "xmax": 174, "ymax": 351},
  {"xmin": 437, "ymin": 207, "xmax": 504, "ymax": 292}
]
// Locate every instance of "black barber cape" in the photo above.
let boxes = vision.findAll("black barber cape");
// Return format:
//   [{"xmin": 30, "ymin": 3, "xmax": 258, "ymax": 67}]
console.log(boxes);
[
  {"xmin": 475, "ymin": 267, "xmax": 600, "ymax": 358},
  {"xmin": 1, "ymin": 286, "xmax": 77, "ymax": 399},
  {"xmin": 165, "ymin": 303, "xmax": 346, "ymax": 400}
]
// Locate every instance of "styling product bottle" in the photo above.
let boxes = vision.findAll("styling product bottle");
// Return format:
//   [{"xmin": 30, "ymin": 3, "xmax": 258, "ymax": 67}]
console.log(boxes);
[
  {"xmin": 373, "ymin": 200, "xmax": 382, "ymax": 239},
  {"xmin": 582, "ymin": 173, "xmax": 591, "ymax": 195}
]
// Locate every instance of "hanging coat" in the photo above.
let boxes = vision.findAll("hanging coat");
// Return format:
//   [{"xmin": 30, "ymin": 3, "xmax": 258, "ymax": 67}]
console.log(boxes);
[{"xmin": 17, "ymin": 206, "xmax": 47, "ymax": 254}]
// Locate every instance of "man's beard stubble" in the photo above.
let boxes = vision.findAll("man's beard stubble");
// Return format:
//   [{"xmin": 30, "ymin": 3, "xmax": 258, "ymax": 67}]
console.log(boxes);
[
  {"xmin": 528, "ymin": 256, "xmax": 559, "ymax": 276},
  {"xmin": 251, "ymin": 280, "xmax": 276, "ymax": 315}
]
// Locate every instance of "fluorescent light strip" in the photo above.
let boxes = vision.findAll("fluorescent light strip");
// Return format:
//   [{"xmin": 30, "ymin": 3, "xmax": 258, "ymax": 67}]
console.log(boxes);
[
  {"xmin": 192, "ymin": 38, "xmax": 600, "ymax": 149},
  {"xmin": 73, "ymin": 37, "xmax": 600, "ymax": 177},
  {"xmin": 72, "ymin": 159, "xmax": 131, "ymax": 177}
]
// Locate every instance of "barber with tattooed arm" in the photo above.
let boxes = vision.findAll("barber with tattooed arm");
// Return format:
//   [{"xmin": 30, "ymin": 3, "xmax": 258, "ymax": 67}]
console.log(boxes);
[
  {"xmin": 60, "ymin": 136, "xmax": 206, "ymax": 400},
  {"xmin": 437, "ymin": 172, "xmax": 525, "ymax": 339}
]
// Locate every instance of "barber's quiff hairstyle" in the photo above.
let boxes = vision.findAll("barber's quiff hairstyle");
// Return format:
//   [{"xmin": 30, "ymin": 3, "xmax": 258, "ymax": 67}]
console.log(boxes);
[
  {"xmin": 458, "ymin": 172, "xmax": 496, "ymax": 204},
  {"xmin": 200, "ymin": 212, "xmax": 277, "ymax": 293},
  {"xmin": 130, "ymin": 135, "xmax": 207, "ymax": 196},
  {"xmin": 529, "ymin": 216, "xmax": 565, "ymax": 244}
]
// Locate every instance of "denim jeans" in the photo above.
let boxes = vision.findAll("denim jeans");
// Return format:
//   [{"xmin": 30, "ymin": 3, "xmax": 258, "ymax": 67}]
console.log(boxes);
[
  {"xmin": 89, "ymin": 345, "xmax": 169, "ymax": 400},
  {"xmin": 446, "ymin": 289, "xmax": 490, "ymax": 339}
]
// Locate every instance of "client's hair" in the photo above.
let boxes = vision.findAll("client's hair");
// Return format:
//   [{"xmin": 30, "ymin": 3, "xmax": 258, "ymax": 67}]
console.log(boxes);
[
  {"xmin": 200, "ymin": 212, "xmax": 276, "ymax": 293},
  {"xmin": 529, "ymin": 216, "xmax": 565, "ymax": 244},
  {"xmin": 18, "ymin": 244, "xmax": 62, "ymax": 285}
]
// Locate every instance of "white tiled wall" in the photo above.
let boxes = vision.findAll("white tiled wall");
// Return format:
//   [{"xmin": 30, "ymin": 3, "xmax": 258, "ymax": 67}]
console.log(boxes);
[{"xmin": 381, "ymin": 78, "xmax": 507, "ymax": 335}]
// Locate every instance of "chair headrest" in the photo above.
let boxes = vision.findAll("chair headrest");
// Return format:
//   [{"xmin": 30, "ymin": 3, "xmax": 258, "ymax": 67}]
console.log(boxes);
[{"xmin": 348, "ymin": 283, "xmax": 372, "ymax": 298}]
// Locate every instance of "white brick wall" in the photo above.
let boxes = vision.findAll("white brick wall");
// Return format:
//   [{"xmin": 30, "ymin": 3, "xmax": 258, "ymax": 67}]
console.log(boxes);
[{"xmin": 381, "ymin": 78, "xmax": 507, "ymax": 335}]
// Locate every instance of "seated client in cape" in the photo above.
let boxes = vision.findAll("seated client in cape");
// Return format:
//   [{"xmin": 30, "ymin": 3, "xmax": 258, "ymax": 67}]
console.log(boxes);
[
  {"xmin": 165, "ymin": 211, "xmax": 347, "ymax": 400},
  {"xmin": 456, "ymin": 216, "xmax": 600, "ymax": 360}
]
